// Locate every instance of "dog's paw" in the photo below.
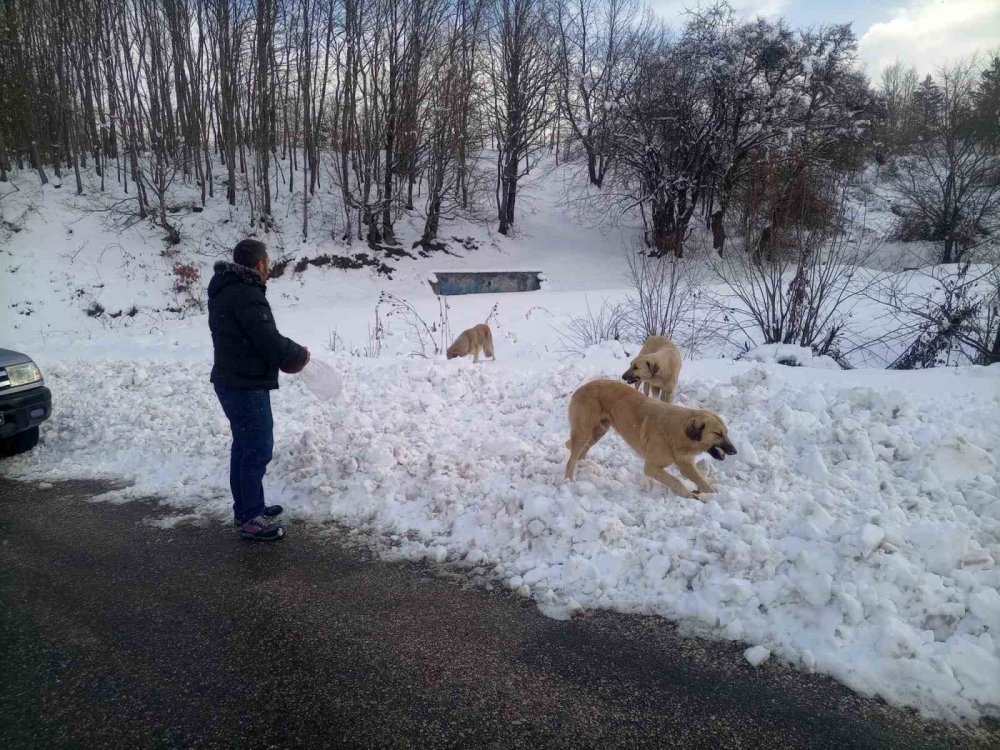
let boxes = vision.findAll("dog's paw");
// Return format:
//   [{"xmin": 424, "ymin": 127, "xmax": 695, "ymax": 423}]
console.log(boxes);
[{"xmin": 690, "ymin": 489, "xmax": 707, "ymax": 502}]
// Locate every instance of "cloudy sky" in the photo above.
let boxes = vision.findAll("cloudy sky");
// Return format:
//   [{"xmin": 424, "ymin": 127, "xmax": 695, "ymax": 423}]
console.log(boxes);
[{"xmin": 648, "ymin": 0, "xmax": 1000, "ymax": 76}]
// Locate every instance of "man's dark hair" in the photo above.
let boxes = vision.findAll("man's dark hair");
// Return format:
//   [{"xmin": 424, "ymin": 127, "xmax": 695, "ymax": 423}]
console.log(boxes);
[{"xmin": 233, "ymin": 239, "xmax": 268, "ymax": 269}]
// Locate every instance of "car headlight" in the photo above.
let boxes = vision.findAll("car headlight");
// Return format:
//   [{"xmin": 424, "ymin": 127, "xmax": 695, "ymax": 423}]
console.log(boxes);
[{"xmin": 6, "ymin": 361, "xmax": 43, "ymax": 388}]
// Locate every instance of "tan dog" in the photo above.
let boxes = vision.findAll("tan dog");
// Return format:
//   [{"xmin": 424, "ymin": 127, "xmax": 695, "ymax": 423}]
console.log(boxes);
[
  {"xmin": 446, "ymin": 323, "xmax": 495, "ymax": 363},
  {"xmin": 564, "ymin": 380, "xmax": 737, "ymax": 499},
  {"xmin": 621, "ymin": 335, "xmax": 682, "ymax": 402}
]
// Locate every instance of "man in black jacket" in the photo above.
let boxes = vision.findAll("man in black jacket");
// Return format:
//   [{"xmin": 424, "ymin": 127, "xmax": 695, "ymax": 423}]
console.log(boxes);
[{"xmin": 208, "ymin": 239, "xmax": 309, "ymax": 540}]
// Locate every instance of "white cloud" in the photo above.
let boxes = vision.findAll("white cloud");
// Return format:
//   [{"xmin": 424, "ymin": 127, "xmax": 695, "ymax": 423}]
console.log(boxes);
[
  {"xmin": 859, "ymin": 0, "xmax": 1000, "ymax": 75},
  {"xmin": 647, "ymin": 0, "xmax": 789, "ymax": 25}
]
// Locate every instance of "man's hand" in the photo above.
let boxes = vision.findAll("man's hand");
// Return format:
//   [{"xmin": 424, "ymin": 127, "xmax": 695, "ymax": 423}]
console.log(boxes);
[{"xmin": 280, "ymin": 345, "xmax": 310, "ymax": 374}]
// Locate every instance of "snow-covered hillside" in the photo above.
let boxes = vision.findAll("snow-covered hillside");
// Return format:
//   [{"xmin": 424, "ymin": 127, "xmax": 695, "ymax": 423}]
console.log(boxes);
[
  {"xmin": 2, "ymin": 165, "xmax": 999, "ymax": 721},
  {"xmin": 1, "ymin": 163, "xmax": 637, "ymax": 360}
]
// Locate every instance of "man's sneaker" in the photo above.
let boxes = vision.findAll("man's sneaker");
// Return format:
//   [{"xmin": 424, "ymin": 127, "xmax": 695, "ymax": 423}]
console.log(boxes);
[
  {"xmin": 233, "ymin": 505, "xmax": 283, "ymax": 527},
  {"xmin": 238, "ymin": 515, "xmax": 285, "ymax": 541}
]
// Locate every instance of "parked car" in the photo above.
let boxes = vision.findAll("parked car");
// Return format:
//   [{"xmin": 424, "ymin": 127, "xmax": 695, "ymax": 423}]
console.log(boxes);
[{"xmin": 0, "ymin": 348, "xmax": 52, "ymax": 457}]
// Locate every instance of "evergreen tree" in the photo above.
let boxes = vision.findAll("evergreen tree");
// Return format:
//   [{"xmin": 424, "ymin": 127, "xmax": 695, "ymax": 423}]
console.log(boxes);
[
  {"xmin": 974, "ymin": 55, "xmax": 1000, "ymax": 144},
  {"xmin": 911, "ymin": 74, "xmax": 943, "ymax": 133}
]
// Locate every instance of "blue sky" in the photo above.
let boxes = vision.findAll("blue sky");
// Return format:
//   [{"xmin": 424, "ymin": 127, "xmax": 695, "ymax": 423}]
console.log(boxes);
[{"xmin": 647, "ymin": 0, "xmax": 1000, "ymax": 75}]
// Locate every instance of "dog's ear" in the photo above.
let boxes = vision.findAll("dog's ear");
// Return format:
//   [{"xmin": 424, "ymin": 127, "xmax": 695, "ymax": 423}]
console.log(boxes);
[
  {"xmin": 685, "ymin": 418, "xmax": 704, "ymax": 442},
  {"xmin": 648, "ymin": 360, "xmax": 660, "ymax": 377}
]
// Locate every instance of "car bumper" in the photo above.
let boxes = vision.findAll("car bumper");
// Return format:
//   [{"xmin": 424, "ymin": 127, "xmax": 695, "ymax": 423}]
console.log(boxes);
[{"xmin": 0, "ymin": 385, "xmax": 52, "ymax": 437}]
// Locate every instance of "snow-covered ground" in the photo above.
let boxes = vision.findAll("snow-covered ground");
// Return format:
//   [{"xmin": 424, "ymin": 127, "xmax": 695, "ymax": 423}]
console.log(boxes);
[{"xmin": 2, "ymin": 165, "xmax": 999, "ymax": 721}]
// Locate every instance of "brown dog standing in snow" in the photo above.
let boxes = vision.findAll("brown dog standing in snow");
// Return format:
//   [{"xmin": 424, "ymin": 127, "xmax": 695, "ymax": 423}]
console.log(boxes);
[
  {"xmin": 446, "ymin": 323, "xmax": 495, "ymax": 363},
  {"xmin": 621, "ymin": 335, "xmax": 682, "ymax": 403},
  {"xmin": 565, "ymin": 380, "xmax": 736, "ymax": 499}
]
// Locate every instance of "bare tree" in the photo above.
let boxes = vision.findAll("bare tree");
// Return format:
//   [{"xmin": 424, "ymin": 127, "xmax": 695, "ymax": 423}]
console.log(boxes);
[
  {"xmin": 454, "ymin": 0, "xmax": 487, "ymax": 209},
  {"xmin": 0, "ymin": 0, "xmax": 893, "ymax": 269},
  {"xmin": 486, "ymin": 0, "xmax": 556, "ymax": 235},
  {"xmin": 868, "ymin": 262, "xmax": 999, "ymax": 369},
  {"xmin": 376, "ymin": 0, "xmax": 409, "ymax": 245},
  {"xmin": 253, "ymin": 0, "xmax": 278, "ymax": 227},
  {"xmin": 888, "ymin": 58, "xmax": 1000, "ymax": 264},
  {"xmin": 416, "ymin": 14, "xmax": 464, "ymax": 249},
  {"xmin": 294, "ymin": 0, "xmax": 337, "ymax": 240},
  {"xmin": 611, "ymin": 29, "xmax": 717, "ymax": 257},
  {"xmin": 397, "ymin": 0, "xmax": 449, "ymax": 213},
  {"xmin": 621, "ymin": 241, "xmax": 715, "ymax": 354},
  {"xmin": 983, "ymin": 256, "xmax": 1000, "ymax": 365},
  {"xmin": 696, "ymin": 10, "xmax": 872, "ymax": 255},
  {"xmin": 552, "ymin": 0, "xmax": 646, "ymax": 188},
  {"xmin": 334, "ymin": 0, "xmax": 361, "ymax": 241},
  {"xmin": 878, "ymin": 59, "xmax": 919, "ymax": 155},
  {"xmin": 209, "ymin": 0, "xmax": 244, "ymax": 206},
  {"xmin": 712, "ymin": 168, "xmax": 879, "ymax": 361}
]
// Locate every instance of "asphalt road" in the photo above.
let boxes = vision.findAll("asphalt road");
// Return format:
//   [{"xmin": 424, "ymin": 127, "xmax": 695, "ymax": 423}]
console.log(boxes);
[{"xmin": 1, "ymin": 477, "xmax": 996, "ymax": 750}]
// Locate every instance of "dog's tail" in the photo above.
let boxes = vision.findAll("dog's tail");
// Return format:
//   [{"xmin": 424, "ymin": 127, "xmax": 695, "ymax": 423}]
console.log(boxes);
[{"xmin": 483, "ymin": 325, "xmax": 495, "ymax": 359}]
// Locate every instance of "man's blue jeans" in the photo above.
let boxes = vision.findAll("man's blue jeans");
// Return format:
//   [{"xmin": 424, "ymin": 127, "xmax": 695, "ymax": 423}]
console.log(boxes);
[{"xmin": 214, "ymin": 386, "xmax": 274, "ymax": 524}]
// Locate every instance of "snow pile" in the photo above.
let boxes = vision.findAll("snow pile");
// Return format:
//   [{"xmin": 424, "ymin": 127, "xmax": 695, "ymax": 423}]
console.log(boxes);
[
  {"xmin": 4, "ymin": 355, "xmax": 999, "ymax": 720},
  {"xmin": 744, "ymin": 645, "xmax": 772, "ymax": 666},
  {"xmin": 582, "ymin": 339, "xmax": 631, "ymax": 360},
  {"xmin": 739, "ymin": 344, "xmax": 843, "ymax": 370}
]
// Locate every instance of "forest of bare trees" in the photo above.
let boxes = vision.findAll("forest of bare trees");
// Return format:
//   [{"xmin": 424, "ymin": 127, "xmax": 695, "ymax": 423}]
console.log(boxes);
[
  {"xmin": 0, "ymin": 0, "xmax": 997, "ymax": 272},
  {"xmin": 0, "ymin": 0, "xmax": 493, "ymax": 248}
]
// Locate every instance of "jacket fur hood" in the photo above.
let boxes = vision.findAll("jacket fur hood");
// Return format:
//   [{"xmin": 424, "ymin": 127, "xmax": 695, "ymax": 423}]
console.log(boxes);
[{"xmin": 208, "ymin": 260, "xmax": 266, "ymax": 298}]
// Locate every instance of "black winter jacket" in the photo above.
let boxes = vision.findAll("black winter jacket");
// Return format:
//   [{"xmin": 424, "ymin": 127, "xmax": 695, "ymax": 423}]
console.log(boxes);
[{"xmin": 208, "ymin": 261, "xmax": 306, "ymax": 390}]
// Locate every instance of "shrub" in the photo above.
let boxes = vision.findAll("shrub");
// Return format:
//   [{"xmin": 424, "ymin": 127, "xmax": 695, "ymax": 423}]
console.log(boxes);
[
  {"xmin": 268, "ymin": 256, "xmax": 292, "ymax": 279},
  {"xmin": 172, "ymin": 263, "xmax": 203, "ymax": 313},
  {"xmin": 558, "ymin": 298, "xmax": 626, "ymax": 357}
]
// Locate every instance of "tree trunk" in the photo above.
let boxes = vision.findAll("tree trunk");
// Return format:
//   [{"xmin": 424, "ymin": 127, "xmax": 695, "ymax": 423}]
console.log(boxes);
[
  {"xmin": 302, "ymin": 150, "xmax": 308, "ymax": 241},
  {"xmin": 420, "ymin": 194, "xmax": 441, "ymax": 247},
  {"xmin": 382, "ymin": 127, "xmax": 396, "ymax": 243},
  {"xmin": 649, "ymin": 199, "xmax": 670, "ymax": 256},
  {"xmin": 498, "ymin": 144, "xmax": 519, "ymax": 235},
  {"xmin": 587, "ymin": 150, "xmax": 600, "ymax": 188},
  {"xmin": 71, "ymin": 135, "xmax": 83, "ymax": 195},
  {"xmin": 554, "ymin": 119, "xmax": 560, "ymax": 167},
  {"xmin": 711, "ymin": 210, "xmax": 725, "ymax": 255},
  {"xmin": 338, "ymin": 0, "xmax": 357, "ymax": 243},
  {"xmin": 29, "ymin": 141, "xmax": 48, "ymax": 185},
  {"xmin": 754, "ymin": 226, "xmax": 773, "ymax": 265},
  {"xmin": 255, "ymin": 0, "xmax": 275, "ymax": 224},
  {"xmin": 458, "ymin": 117, "xmax": 469, "ymax": 209},
  {"xmin": 988, "ymin": 326, "xmax": 1000, "ymax": 365}
]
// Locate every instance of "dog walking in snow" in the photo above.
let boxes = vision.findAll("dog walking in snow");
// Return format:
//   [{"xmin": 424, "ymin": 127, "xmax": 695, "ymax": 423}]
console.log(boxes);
[
  {"xmin": 447, "ymin": 323, "xmax": 495, "ymax": 363},
  {"xmin": 621, "ymin": 335, "xmax": 682, "ymax": 402},
  {"xmin": 564, "ymin": 380, "xmax": 736, "ymax": 500}
]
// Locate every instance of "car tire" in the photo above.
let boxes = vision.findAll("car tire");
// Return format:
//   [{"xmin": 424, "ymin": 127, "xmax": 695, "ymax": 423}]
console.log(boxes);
[{"xmin": 0, "ymin": 426, "xmax": 40, "ymax": 457}]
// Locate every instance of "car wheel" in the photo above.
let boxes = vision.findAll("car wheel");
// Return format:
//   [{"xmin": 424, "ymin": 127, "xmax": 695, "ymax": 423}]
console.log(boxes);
[{"xmin": 0, "ymin": 426, "xmax": 40, "ymax": 457}]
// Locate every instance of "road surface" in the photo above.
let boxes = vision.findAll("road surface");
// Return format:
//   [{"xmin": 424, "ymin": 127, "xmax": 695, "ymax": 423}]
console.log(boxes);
[{"xmin": 1, "ymin": 477, "xmax": 995, "ymax": 749}]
